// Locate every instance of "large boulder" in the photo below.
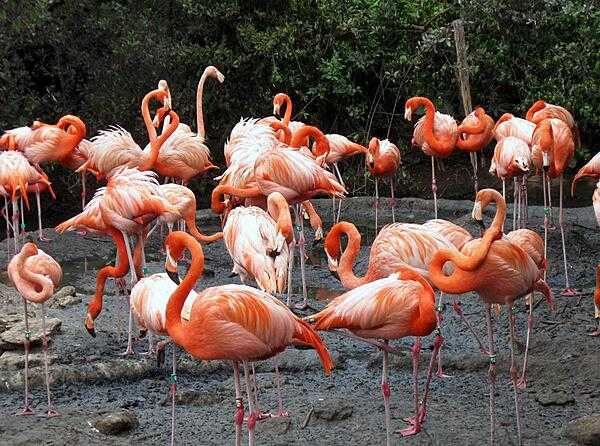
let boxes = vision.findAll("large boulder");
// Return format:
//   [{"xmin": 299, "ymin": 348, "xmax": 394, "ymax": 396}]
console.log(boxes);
[{"xmin": 0, "ymin": 318, "xmax": 62, "ymax": 350}]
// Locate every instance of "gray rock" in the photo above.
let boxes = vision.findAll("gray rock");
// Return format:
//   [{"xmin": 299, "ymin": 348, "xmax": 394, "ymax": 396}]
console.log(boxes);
[
  {"xmin": 313, "ymin": 398, "xmax": 353, "ymax": 421},
  {"xmin": 256, "ymin": 416, "xmax": 291, "ymax": 435},
  {"xmin": 0, "ymin": 350, "xmax": 57, "ymax": 370},
  {"xmin": 0, "ymin": 317, "xmax": 61, "ymax": 350},
  {"xmin": 92, "ymin": 409, "xmax": 138, "ymax": 435},
  {"xmin": 535, "ymin": 389, "xmax": 575, "ymax": 407},
  {"xmin": 565, "ymin": 414, "xmax": 600, "ymax": 445},
  {"xmin": 0, "ymin": 313, "xmax": 23, "ymax": 334},
  {"xmin": 49, "ymin": 286, "xmax": 81, "ymax": 308}
]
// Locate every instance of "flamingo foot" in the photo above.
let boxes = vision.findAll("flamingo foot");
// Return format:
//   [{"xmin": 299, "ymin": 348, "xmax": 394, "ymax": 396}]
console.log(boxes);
[
  {"xmin": 561, "ymin": 288, "xmax": 579, "ymax": 297},
  {"xmin": 140, "ymin": 348, "xmax": 157, "ymax": 357},
  {"xmin": 589, "ymin": 328, "xmax": 600, "ymax": 337},
  {"xmin": 274, "ymin": 409, "xmax": 290, "ymax": 418},
  {"xmin": 435, "ymin": 369, "xmax": 452, "ymax": 379},
  {"xmin": 516, "ymin": 376, "xmax": 527, "ymax": 390},
  {"xmin": 37, "ymin": 235, "xmax": 51, "ymax": 242},
  {"xmin": 46, "ymin": 408, "xmax": 60, "ymax": 418},
  {"xmin": 397, "ymin": 422, "xmax": 422, "ymax": 437},
  {"xmin": 18, "ymin": 406, "xmax": 35, "ymax": 416},
  {"xmin": 76, "ymin": 230, "xmax": 87, "ymax": 236},
  {"xmin": 119, "ymin": 346, "xmax": 135, "ymax": 356},
  {"xmin": 294, "ymin": 301, "xmax": 308, "ymax": 311}
]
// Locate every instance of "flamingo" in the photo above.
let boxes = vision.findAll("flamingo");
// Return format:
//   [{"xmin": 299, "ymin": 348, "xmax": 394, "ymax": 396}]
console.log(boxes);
[
  {"xmin": 526, "ymin": 100, "xmax": 580, "ymax": 148},
  {"xmin": 150, "ymin": 67, "xmax": 222, "ymax": 184},
  {"xmin": 130, "ymin": 272, "xmax": 198, "ymax": 446},
  {"xmin": 260, "ymin": 92, "xmax": 306, "ymax": 142},
  {"xmin": 572, "ymin": 151, "xmax": 600, "ymax": 195},
  {"xmin": 405, "ymin": 97, "xmax": 458, "ymax": 218},
  {"xmin": 475, "ymin": 189, "xmax": 546, "ymax": 389},
  {"xmin": 0, "ymin": 151, "xmax": 54, "ymax": 252},
  {"xmin": 7, "ymin": 242, "xmax": 62, "ymax": 417},
  {"xmin": 489, "ymin": 136, "xmax": 532, "ymax": 229},
  {"xmin": 531, "ymin": 118, "xmax": 576, "ymax": 295},
  {"xmin": 146, "ymin": 183, "xmax": 223, "ymax": 243},
  {"xmin": 222, "ymin": 192, "xmax": 291, "ymax": 296},
  {"xmin": 493, "ymin": 113, "xmax": 536, "ymax": 145},
  {"xmin": 456, "ymin": 107, "xmax": 495, "ymax": 192},
  {"xmin": 421, "ymin": 219, "xmax": 473, "ymax": 250},
  {"xmin": 307, "ymin": 266, "xmax": 442, "ymax": 443},
  {"xmin": 366, "ymin": 137, "xmax": 401, "ymax": 231},
  {"xmin": 163, "ymin": 231, "xmax": 333, "ymax": 446},
  {"xmin": 78, "ymin": 88, "xmax": 169, "ymax": 178},
  {"xmin": 429, "ymin": 188, "xmax": 554, "ymax": 446}
]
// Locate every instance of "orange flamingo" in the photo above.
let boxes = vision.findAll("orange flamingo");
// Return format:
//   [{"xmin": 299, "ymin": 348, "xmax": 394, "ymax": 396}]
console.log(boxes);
[
  {"xmin": 79, "ymin": 89, "xmax": 170, "ymax": 178},
  {"xmin": 531, "ymin": 118, "xmax": 576, "ymax": 294},
  {"xmin": 222, "ymin": 192, "xmax": 291, "ymax": 296},
  {"xmin": 489, "ymin": 136, "xmax": 532, "ymax": 229},
  {"xmin": 366, "ymin": 137, "xmax": 401, "ymax": 231},
  {"xmin": 163, "ymin": 231, "xmax": 333, "ymax": 446},
  {"xmin": 421, "ymin": 219, "xmax": 473, "ymax": 250},
  {"xmin": 429, "ymin": 188, "xmax": 554, "ymax": 446},
  {"xmin": 149, "ymin": 68, "xmax": 222, "ymax": 184},
  {"xmin": 307, "ymin": 266, "xmax": 442, "ymax": 442},
  {"xmin": 405, "ymin": 97, "xmax": 458, "ymax": 217},
  {"xmin": 572, "ymin": 151, "xmax": 600, "ymax": 195},
  {"xmin": 8, "ymin": 242, "xmax": 62, "ymax": 417},
  {"xmin": 493, "ymin": 113, "xmax": 536, "ymax": 146},
  {"xmin": 260, "ymin": 92, "xmax": 307, "ymax": 143},
  {"xmin": 526, "ymin": 100, "xmax": 579, "ymax": 148}
]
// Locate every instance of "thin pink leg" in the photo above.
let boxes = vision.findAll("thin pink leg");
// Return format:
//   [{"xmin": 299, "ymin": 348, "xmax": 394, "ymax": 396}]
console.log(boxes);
[
  {"xmin": 375, "ymin": 177, "xmax": 379, "ymax": 233},
  {"xmin": 293, "ymin": 205, "xmax": 308, "ymax": 309},
  {"xmin": 18, "ymin": 299, "xmax": 34, "ymax": 416},
  {"xmin": 170, "ymin": 345, "xmax": 177, "ymax": 446},
  {"xmin": 81, "ymin": 172, "xmax": 86, "ymax": 210},
  {"xmin": 243, "ymin": 361, "xmax": 257, "ymax": 446},
  {"xmin": 274, "ymin": 356, "xmax": 289, "ymax": 417},
  {"xmin": 233, "ymin": 362, "xmax": 244, "ymax": 446},
  {"xmin": 435, "ymin": 293, "xmax": 451, "ymax": 378},
  {"xmin": 508, "ymin": 306, "xmax": 523, "ymax": 445},
  {"xmin": 381, "ymin": 340, "xmax": 392, "ymax": 446},
  {"xmin": 517, "ymin": 296, "xmax": 533, "ymax": 389},
  {"xmin": 286, "ymin": 239, "xmax": 295, "ymax": 307},
  {"xmin": 484, "ymin": 304, "xmax": 497, "ymax": 445},
  {"xmin": 431, "ymin": 156, "xmax": 438, "ymax": 219},
  {"xmin": 41, "ymin": 304, "xmax": 59, "ymax": 417},
  {"xmin": 36, "ymin": 191, "xmax": 50, "ymax": 242},
  {"xmin": 452, "ymin": 299, "xmax": 490, "ymax": 355},
  {"xmin": 542, "ymin": 171, "xmax": 549, "ymax": 281},
  {"xmin": 397, "ymin": 337, "xmax": 421, "ymax": 435},
  {"xmin": 559, "ymin": 175, "xmax": 578, "ymax": 296}
]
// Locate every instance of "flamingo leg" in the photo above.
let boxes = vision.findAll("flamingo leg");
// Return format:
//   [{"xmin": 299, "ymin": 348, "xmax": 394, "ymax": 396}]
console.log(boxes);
[
  {"xmin": 274, "ymin": 355, "xmax": 288, "ymax": 417},
  {"xmin": 518, "ymin": 295, "xmax": 534, "ymax": 390},
  {"xmin": 81, "ymin": 172, "xmax": 86, "ymax": 210},
  {"xmin": 12, "ymin": 198, "xmax": 19, "ymax": 253},
  {"xmin": 233, "ymin": 362, "xmax": 244, "ymax": 446},
  {"xmin": 513, "ymin": 177, "xmax": 518, "ymax": 231},
  {"xmin": 19, "ymin": 196, "xmax": 25, "ymax": 235},
  {"xmin": 546, "ymin": 174, "xmax": 555, "ymax": 228},
  {"xmin": 243, "ymin": 361, "xmax": 257, "ymax": 446},
  {"xmin": 286, "ymin": 239, "xmax": 295, "ymax": 307},
  {"xmin": 397, "ymin": 337, "xmax": 421, "ymax": 436},
  {"xmin": 390, "ymin": 177, "xmax": 396, "ymax": 223},
  {"xmin": 399, "ymin": 334, "xmax": 443, "ymax": 436},
  {"xmin": 4, "ymin": 195, "xmax": 11, "ymax": 257},
  {"xmin": 331, "ymin": 196, "xmax": 336, "ymax": 224},
  {"xmin": 470, "ymin": 151, "xmax": 479, "ymax": 193},
  {"xmin": 452, "ymin": 299, "xmax": 490, "ymax": 355},
  {"xmin": 435, "ymin": 292, "xmax": 450, "ymax": 378},
  {"xmin": 170, "ymin": 345, "xmax": 177, "ymax": 446},
  {"xmin": 334, "ymin": 163, "xmax": 344, "ymax": 223},
  {"xmin": 431, "ymin": 156, "xmax": 438, "ymax": 219},
  {"xmin": 293, "ymin": 205, "xmax": 308, "ymax": 309},
  {"xmin": 502, "ymin": 179, "xmax": 506, "ymax": 202},
  {"xmin": 18, "ymin": 299, "xmax": 34, "ymax": 415},
  {"xmin": 36, "ymin": 190, "xmax": 50, "ymax": 242},
  {"xmin": 146, "ymin": 222, "xmax": 160, "ymax": 240},
  {"xmin": 374, "ymin": 177, "xmax": 379, "ymax": 233},
  {"xmin": 542, "ymin": 171, "xmax": 549, "ymax": 281},
  {"xmin": 41, "ymin": 303, "xmax": 58, "ymax": 417},
  {"xmin": 249, "ymin": 363, "xmax": 267, "ymax": 419},
  {"xmin": 508, "ymin": 306, "xmax": 524, "ymax": 445},
  {"xmin": 484, "ymin": 304, "xmax": 497, "ymax": 445},
  {"xmin": 381, "ymin": 340, "xmax": 392, "ymax": 446},
  {"xmin": 559, "ymin": 175, "xmax": 578, "ymax": 295}
]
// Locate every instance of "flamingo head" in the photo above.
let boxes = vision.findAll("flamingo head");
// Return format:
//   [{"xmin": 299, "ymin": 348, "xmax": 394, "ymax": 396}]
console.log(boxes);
[
  {"xmin": 513, "ymin": 156, "xmax": 530, "ymax": 173},
  {"xmin": 205, "ymin": 66, "xmax": 225, "ymax": 83},
  {"xmin": 164, "ymin": 246, "xmax": 181, "ymax": 285},
  {"xmin": 272, "ymin": 93, "xmax": 288, "ymax": 117}
]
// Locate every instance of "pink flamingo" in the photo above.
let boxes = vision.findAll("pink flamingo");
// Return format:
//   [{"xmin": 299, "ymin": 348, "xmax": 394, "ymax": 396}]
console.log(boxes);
[
  {"xmin": 307, "ymin": 266, "xmax": 441, "ymax": 443},
  {"xmin": 366, "ymin": 137, "xmax": 401, "ymax": 231},
  {"xmin": 493, "ymin": 113, "xmax": 536, "ymax": 145},
  {"xmin": 8, "ymin": 242, "xmax": 62, "ymax": 416},
  {"xmin": 526, "ymin": 100, "xmax": 579, "ymax": 148},
  {"xmin": 163, "ymin": 231, "xmax": 333, "ymax": 446}
]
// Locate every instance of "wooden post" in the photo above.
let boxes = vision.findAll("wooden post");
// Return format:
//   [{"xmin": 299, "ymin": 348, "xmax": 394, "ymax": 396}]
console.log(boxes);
[{"xmin": 452, "ymin": 19, "xmax": 479, "ymax": 193}]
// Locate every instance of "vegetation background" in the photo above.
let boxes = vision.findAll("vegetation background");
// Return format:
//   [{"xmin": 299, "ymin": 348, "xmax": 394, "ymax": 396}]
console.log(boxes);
[{"xmin": 1, "ymin": 0, "xmax": 598, "ymax": 222}]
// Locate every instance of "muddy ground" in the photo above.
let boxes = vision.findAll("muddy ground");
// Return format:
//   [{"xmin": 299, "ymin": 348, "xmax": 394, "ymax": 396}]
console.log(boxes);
[{"xmin": 0, "ymin": 188, "xmax": 599, "ymax": 445}]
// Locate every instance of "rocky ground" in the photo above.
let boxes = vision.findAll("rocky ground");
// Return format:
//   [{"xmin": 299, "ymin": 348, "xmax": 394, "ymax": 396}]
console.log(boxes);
[{"xmin": 0, "ymin": 194, "xmax": 599, "ymax": 446}]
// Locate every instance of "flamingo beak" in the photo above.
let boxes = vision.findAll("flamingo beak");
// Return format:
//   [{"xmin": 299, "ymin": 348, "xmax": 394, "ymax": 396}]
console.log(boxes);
[
  {"xmin": 404, "ymin": 107, "xmax": 412, "ymax": 121},
  {"xmin": 165, "ymin": 247, "xmax": 180, "ymax": 284}
]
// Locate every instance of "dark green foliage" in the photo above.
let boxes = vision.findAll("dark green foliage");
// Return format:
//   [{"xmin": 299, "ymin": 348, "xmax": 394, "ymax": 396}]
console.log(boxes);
[{"xmin": 1, "ymin": 0, "xmax": 598, "ymax": 221}]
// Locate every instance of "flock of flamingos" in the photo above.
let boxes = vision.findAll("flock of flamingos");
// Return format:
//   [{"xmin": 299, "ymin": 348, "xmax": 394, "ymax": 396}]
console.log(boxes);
[{"xmin": 2, "ymin": 65, "xmax": 599, "ymax": 446}]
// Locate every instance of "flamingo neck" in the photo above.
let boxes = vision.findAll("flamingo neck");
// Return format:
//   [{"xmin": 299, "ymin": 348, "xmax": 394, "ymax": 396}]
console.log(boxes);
[
  {"xmin": 211, "ymin": 185, "xmax": 262, "ymax": 214},
  {"xmin": 334, "ymin": 223, "xmax": 369, "ymax": 289},
  {"xmin": 55, "ymin": 116, "xmax": 86, "ymax": 161},
  {"xmin": 267, "ymin": 193, "xmax": 293, "ymax": 244},
  {"xmin": 414, "ymin": 97, "xmax": 455, "ymax": 155},
  {"xmin": 165, "ymin": 234, "xmax": 205, "ymax": 349},
  {"xmin": 141, "ymin": 90, "xmax": 160, "ymax": 142},
  {"xmin": 13, "ymin": 247, "xmax": 54, "ymax": 303},
  {"xmin": 526, "ymin": 100, "xmax": 546, "ymax": 121},
  {"xmin": 196, "ymin": 70, "xmax": 211, "ymax": 138},
  {"xmin": 187, "ymin": 218, "xmax": 224, "ymax": 243},
  {"xmin": 139, "ymin": 111, "xmax": 179, "ymax": 171},
  {"xmin": 282, "ymin": 95, "xmax": 292, "ymax": 126}
]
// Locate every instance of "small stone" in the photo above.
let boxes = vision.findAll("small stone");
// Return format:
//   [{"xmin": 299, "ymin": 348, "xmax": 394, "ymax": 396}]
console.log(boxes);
[
  {"xmin": 313, "ymin": 398, "xmax": 353, "ymax": 421},
  {"xmin": 0, "ymin": 317, "xmax": 61, "ymax": 350},
  {"xmin": 535, "ymin": 389, "xmax": 575, "ymax": 407},
  {"xmin": 92, "ymin": 409, "xmax": 138, "ymax": 435},
  {"xmin": 0, "ymin": 350, "xmax": 57, "ymax": 370},
  {"xmin": 50, "ymin": 286, "xmax": 82, "ymax": 308},
  {"xmin": 565, "ymin": 414, "xmax": 600, "ymax": 445}
]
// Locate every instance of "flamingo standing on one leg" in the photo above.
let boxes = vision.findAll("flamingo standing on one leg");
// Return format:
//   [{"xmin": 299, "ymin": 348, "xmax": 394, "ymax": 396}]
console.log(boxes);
[
  {"xmin": 366, "ymin": 137, "xmax": 401, "ymax": 232},
  {"xmin": 526, "ymin": 100, "xmax": 580, "ymax": 149},
  {"xmin": 7, "ymin": 242, "xmax": 62, "ymax": 417},
  {"xmin": 163, "ymin": 231, "xmax": 333, "ymax": 446},
  {"xmin": 405, "ymin": 97, "xmax": 458, "ymax": 218},
  {"xmin": 489, "ymin": 136, "xmax": 532, "ymax": 230},
  {"xmin": 429, "ymin": 188, "xmax": 554, "ymax": 446},
  {"xmin": 531, "ymin": 118, "xmax": 576, "ymax": 295},
  {"xmin": 307, "ymin": 266, "xmax": 442, "ymax": 443}
]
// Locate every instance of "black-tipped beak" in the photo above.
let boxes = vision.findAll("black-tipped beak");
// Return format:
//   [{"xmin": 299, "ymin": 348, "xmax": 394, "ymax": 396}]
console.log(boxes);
[
  {"xmin": 329, "ymin": 269, "xmax": 340, "ymax": 281},
  {"xmin": 139, "ymin": 328, "xmax": 147, "ymax": 339},
  {"xmin": 167, "ymin": 270, "xmax": 180, "ymax": 285},
  {"xmin": 86, "ymin": 325, "xmax": 96, "ymax": 338}
]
